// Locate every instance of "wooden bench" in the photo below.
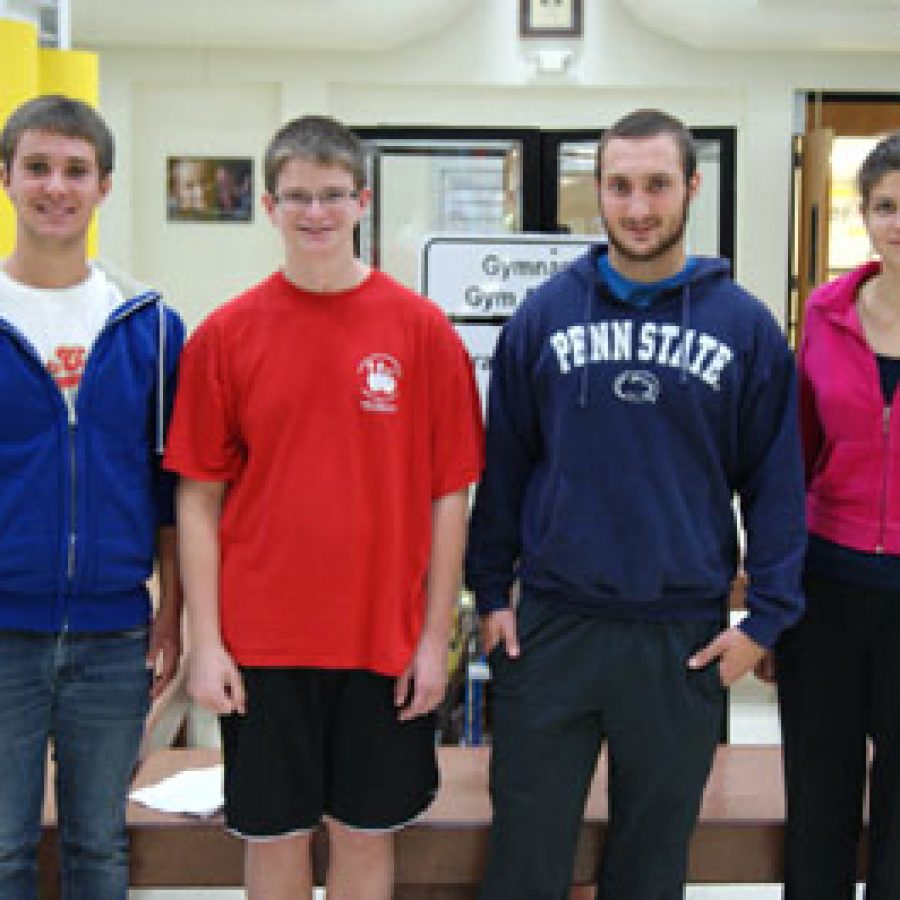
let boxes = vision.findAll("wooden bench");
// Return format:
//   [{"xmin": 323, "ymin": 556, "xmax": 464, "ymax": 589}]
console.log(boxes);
[{"xmin": 37, "ymin": 744, "xmax": 868, "ymax": 898}]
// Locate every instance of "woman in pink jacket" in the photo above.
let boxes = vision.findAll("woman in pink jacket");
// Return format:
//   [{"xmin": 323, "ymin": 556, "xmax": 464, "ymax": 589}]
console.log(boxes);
[{"xmin": 776, "ymin": 132, "xmax": 900, "ymax": 899}]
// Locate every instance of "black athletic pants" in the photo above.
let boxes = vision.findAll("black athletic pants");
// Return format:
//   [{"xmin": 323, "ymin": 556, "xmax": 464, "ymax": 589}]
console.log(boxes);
[
  {"xmin": 478, "ymin": 597, "xmax": 724, "ymax": 900},
  {"xmin": 777, "ymin": 573, "xmax": 900, "ymax": 900}
]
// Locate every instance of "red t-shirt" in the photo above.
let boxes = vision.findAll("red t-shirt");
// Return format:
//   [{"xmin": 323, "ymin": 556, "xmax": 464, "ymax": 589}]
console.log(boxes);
[{"xmin": 164, "ymin": 270, "xmax": 484, "ymax": 674}]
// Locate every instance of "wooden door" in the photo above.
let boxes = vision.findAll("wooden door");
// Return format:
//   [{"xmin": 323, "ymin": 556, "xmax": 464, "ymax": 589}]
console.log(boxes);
[
  {"xmin": 793, "ymin": 95, "xmax": 900, "ymax": 343},
  {"xmin": 795, "ymin": 127, "xmax": 833, "ymax": 341}
]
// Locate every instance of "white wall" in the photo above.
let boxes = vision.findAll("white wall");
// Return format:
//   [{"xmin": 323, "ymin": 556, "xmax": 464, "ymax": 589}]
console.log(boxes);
[
  {"xmin": 89, "ymin": 0, "xmax": 900, "ymax": 330},
  {"xmin": 130, "ymin": 81, "xmax": 281, "ymax": 330}
]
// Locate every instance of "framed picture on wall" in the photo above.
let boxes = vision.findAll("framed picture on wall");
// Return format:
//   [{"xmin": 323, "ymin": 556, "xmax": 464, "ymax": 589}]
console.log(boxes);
[
  {"xmin": 167, "ymin": 156, "xmax": 253, "ymax": 223},
  {"xmin": 519, "ymin": 0, "xmax": 583, "ymax": 38}
]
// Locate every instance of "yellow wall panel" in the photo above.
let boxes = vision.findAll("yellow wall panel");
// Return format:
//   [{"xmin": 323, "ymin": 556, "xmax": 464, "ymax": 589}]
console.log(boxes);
[
  {"xmin": 0, "ymin": 18, "xmax": 40, "ymax": 257},
  {"xmin": 39, "ymin": 48, "xmax": 99, "ymax": 104}
]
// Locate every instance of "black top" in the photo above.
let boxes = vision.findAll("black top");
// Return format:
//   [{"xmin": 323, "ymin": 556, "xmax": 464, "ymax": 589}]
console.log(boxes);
[{"xmin": 878, "ymin": 353, "xmax": 900, "ymax": 405}]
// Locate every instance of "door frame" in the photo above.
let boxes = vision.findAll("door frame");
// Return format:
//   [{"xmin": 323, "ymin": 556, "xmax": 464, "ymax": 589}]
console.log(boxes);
[
  {"xmin": 805, "ymin": 91, "xmax": 900, "ymax": 136},
  {"xmin": 538, "ymin": 127, "xmax": 737, "ymax": 266},
  {"xmin": 353, "ymin": 125, "xmax": 737, "ymax": 267},
  {"xmin": 352, "ymin": 126, "xmax": 542, "ymax": 267},
  {"xmin": 790, "ymin": 92, "xmax": 900, "ymax": 344}
]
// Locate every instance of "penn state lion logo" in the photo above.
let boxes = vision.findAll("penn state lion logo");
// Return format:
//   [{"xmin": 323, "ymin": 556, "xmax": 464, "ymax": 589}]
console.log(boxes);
[
  {"xmin": 357, "ymin": 353, "xmax": 401, "ymax": 413},
  {"xmin": 613, "ymin": 370, "xmax": 660, "ymax": 404}
]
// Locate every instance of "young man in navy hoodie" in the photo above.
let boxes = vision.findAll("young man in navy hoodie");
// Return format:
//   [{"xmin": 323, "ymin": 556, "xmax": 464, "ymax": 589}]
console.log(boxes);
[
  {"xmin": 0, "ymin": 95, "xmax": 184, "ymax": 899},
  {"xmin": 466, "ymin": 109, "xmax": 806, "ymax": 899}
]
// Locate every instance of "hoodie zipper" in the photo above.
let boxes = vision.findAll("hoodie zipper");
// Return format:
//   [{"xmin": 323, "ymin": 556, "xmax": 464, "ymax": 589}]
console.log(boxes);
[
  {"xmin": 0, "ymin": 291, "xmax": 160, "ymax": 626},
  {"xmin": 67, "ymin": 405, "xmax": 77, "ymax": 579},
  {"xmin": 64, "ymin": 292, "xmax": 160, "ymax": 591},
  {"xmin": 828, "ymin": 296, "xmax": 894, "ymax": 555},
  {"xmin": 877, "ymin": 404, "xmax": 891, "ymax": 554}
]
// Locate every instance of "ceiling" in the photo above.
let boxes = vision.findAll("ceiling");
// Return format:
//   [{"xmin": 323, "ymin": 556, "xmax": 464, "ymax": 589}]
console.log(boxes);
[
  {"xmin": 70, "ymin": 0, "xmax": 478, "ymax": 50},
  {"xmin": 620, "ymin": 0, "xmax": 900, "ymax": 52},
  {"xmin": 65, "ymin": 0, "xmax": 900, "ymax": 52}
]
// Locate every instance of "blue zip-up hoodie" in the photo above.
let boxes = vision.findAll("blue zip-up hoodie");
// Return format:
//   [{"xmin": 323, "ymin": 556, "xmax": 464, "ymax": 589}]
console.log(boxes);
[
  {"xmin": 465, "ymin": 246, "xmax": 806, "ymax": 649},
  {"xmin": 0, "ymin": 263, "xmax": 185, "ymax": 632}
]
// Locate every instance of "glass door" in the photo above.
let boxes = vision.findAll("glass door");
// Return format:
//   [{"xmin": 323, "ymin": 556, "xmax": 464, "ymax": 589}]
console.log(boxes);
[
  {"xmin": 540, "ymin": 128, "xmax": 736, "ymax": 262},
  {"xmin": 789, "ymin": 94, "xmax": 900, "ymax": 345},
  {"xmin": 354, "ymin": 128, "xmax": 540, "ymax": 290},
  {"xmin": 354, "ymin": 126, "xmax": 736, "ymax": 288}
]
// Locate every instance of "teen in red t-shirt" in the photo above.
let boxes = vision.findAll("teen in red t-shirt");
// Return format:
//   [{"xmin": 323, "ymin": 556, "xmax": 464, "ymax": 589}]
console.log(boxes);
[{"xmin": 165, "ymin": 116, "xmax": 483, "ymax": 900}]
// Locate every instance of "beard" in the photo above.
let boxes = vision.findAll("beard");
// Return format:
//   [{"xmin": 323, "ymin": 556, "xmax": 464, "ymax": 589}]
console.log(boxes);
[{"xmin": 601, "ymin": 196, "xmax": 690, "ymax": 264}]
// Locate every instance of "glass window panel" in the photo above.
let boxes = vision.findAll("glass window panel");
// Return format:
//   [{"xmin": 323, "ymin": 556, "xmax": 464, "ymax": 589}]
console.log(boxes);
[
  {"xmin": 689, "ymin": 140, "xmax": 721, "ymax": 257},
  {"xmin": 557, "ymin": 138, "xmax": 722, "ymax": 256},
  {"xmin": 829, "ymin": 136, "xmax": 877, "ymax": 278},
  {"xmin": 360, "ymin": 140, "xmax": 523, "ymax": 290},
  {"xmin": 557, "ymin": 141, "xmax": 602, "ymax": 236}
]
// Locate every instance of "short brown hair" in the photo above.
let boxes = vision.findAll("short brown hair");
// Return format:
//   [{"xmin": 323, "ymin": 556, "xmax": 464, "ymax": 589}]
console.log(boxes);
[
  {"xmin": 596, "ymin": 109, "xmax": 697, "ymax": 182},
  {"xmin": 263, "ymin": 115, "xmax": 366, "ymax": 194},
  {"xmin": 858, "ymin": 131, "xmax": 900, "ymax": 210},
  {"xmin": 1, "ymin": 94, "xmax": 114, "ymax": 177}
]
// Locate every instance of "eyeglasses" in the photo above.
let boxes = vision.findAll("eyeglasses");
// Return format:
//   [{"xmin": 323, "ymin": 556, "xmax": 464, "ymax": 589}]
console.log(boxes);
[{"xmin": 272, "ymin": 188, "xmax": 360, "ymax": 210}]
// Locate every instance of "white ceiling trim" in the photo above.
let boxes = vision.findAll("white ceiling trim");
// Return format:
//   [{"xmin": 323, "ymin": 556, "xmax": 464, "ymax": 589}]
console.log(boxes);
[{"xmin": 617, "ymin": 0, "xmax": 900, "ymax": 52}]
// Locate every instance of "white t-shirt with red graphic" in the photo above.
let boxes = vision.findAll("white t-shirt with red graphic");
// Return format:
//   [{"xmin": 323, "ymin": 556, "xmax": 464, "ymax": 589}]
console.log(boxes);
[{"xmin": 0, "ymin": 265, "xmax": 124, "ymax": 418}]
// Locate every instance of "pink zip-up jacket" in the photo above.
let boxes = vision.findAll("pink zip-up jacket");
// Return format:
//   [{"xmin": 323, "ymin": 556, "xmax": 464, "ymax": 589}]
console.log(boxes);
[{"xmin": 800, "ymin": 260, "xmax": 900, "ymax": 554}]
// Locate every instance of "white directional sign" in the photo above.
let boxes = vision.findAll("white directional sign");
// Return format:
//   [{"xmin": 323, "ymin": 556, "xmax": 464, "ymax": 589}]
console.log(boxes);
[
  {"xmin": 421, "ymin": 234, "xmax": 596, "ymax": 411},
  {"xmin": 422, "ymin": 234, "xmax": 594, "ymax": 320}
]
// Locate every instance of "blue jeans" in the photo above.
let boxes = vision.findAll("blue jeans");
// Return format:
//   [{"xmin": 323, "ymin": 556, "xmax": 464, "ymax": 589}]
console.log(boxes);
[{"xmin": 0, "ymin": 628, "xmax": 150, "ymax": 900}]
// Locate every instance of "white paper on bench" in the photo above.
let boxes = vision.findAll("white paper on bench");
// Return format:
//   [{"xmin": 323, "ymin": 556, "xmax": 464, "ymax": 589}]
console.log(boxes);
[{"xmin": 130, "ymin": 765, "xmax": 224, "ymax": 817}]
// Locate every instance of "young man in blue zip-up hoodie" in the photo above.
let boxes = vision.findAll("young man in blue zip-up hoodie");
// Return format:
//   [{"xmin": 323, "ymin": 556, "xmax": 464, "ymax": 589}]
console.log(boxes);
[
  {"xmin": 0, "ymin": 95, "xmax": 184, "ymax": 899},
  {"xmin": 466, "ymin": 109, "xmax": 806, "ymax": 899}
]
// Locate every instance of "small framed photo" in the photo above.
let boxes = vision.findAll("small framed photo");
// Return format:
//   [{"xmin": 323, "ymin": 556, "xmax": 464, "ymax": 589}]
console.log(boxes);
[
  {"xmin": 519, "ymin": 0, "xmax": 583, "ymax": 38},
  {"xmin": 167, "ymin": 156, "xmax": 253, "ymax": 223}
]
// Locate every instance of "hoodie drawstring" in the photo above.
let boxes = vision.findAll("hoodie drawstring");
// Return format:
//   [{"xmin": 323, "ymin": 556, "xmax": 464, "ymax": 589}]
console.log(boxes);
[
  {"xmin": 679, "ymin": 283, "xmax": 691, "ymax": 385},
  {"xmin": 578, "ymin": 287, "xmax": 592, "ymax": 409},
  {"xmin": 93, "ymin": 261, "xmax": 168, "ymax": 453},
  {"xmin": 156, "ymin": 296, "xmax": 166, "ymax": 455}
]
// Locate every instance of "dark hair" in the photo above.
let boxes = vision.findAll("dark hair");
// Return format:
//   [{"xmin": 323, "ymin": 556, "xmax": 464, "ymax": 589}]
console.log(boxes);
[
  {"xmin": 858, "ymin": 131, "xmax": 900, "ymax": 210},
  {"xmin": 596, "ymin": 109, "xmax": 697, "ymax": 182},
  {"xmin": 263, "ymin": 115, "xmax": 366, "ymax": 194},
  {"xmin": 0, "ymin": 94, "xmax": 114, "ymax": 177}
]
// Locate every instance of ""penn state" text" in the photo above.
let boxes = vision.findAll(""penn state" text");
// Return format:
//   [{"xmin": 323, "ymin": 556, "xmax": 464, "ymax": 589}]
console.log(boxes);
[{"xmin": 549, "ymin": 321, "xmax": 733, "ymax": 390}]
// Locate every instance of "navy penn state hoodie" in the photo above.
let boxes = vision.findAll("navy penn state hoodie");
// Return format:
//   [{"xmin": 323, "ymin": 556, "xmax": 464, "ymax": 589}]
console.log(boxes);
[{"xmin": 464, "ymin": 246, "xmax": 806, "ymax": 649}]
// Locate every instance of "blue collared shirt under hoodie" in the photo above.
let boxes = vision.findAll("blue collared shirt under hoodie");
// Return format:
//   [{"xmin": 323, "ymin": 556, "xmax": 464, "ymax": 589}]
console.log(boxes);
[
  {"xmin": 465, "ymin": 245, "xmax": 806, "ymax": 649},
  {"xmin": 0, "ymin": 266, "xmax": 185, "ymax": 633}
]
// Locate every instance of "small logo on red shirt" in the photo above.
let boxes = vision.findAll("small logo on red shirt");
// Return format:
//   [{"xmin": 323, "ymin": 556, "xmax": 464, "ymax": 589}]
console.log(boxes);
[
  {"xmin": 357, "ymin": 353, "xmax": 401, "ymax": 413},
  {"xmin": 47, "ymin": 345, "xmax": 87, "ymax": 390}
]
